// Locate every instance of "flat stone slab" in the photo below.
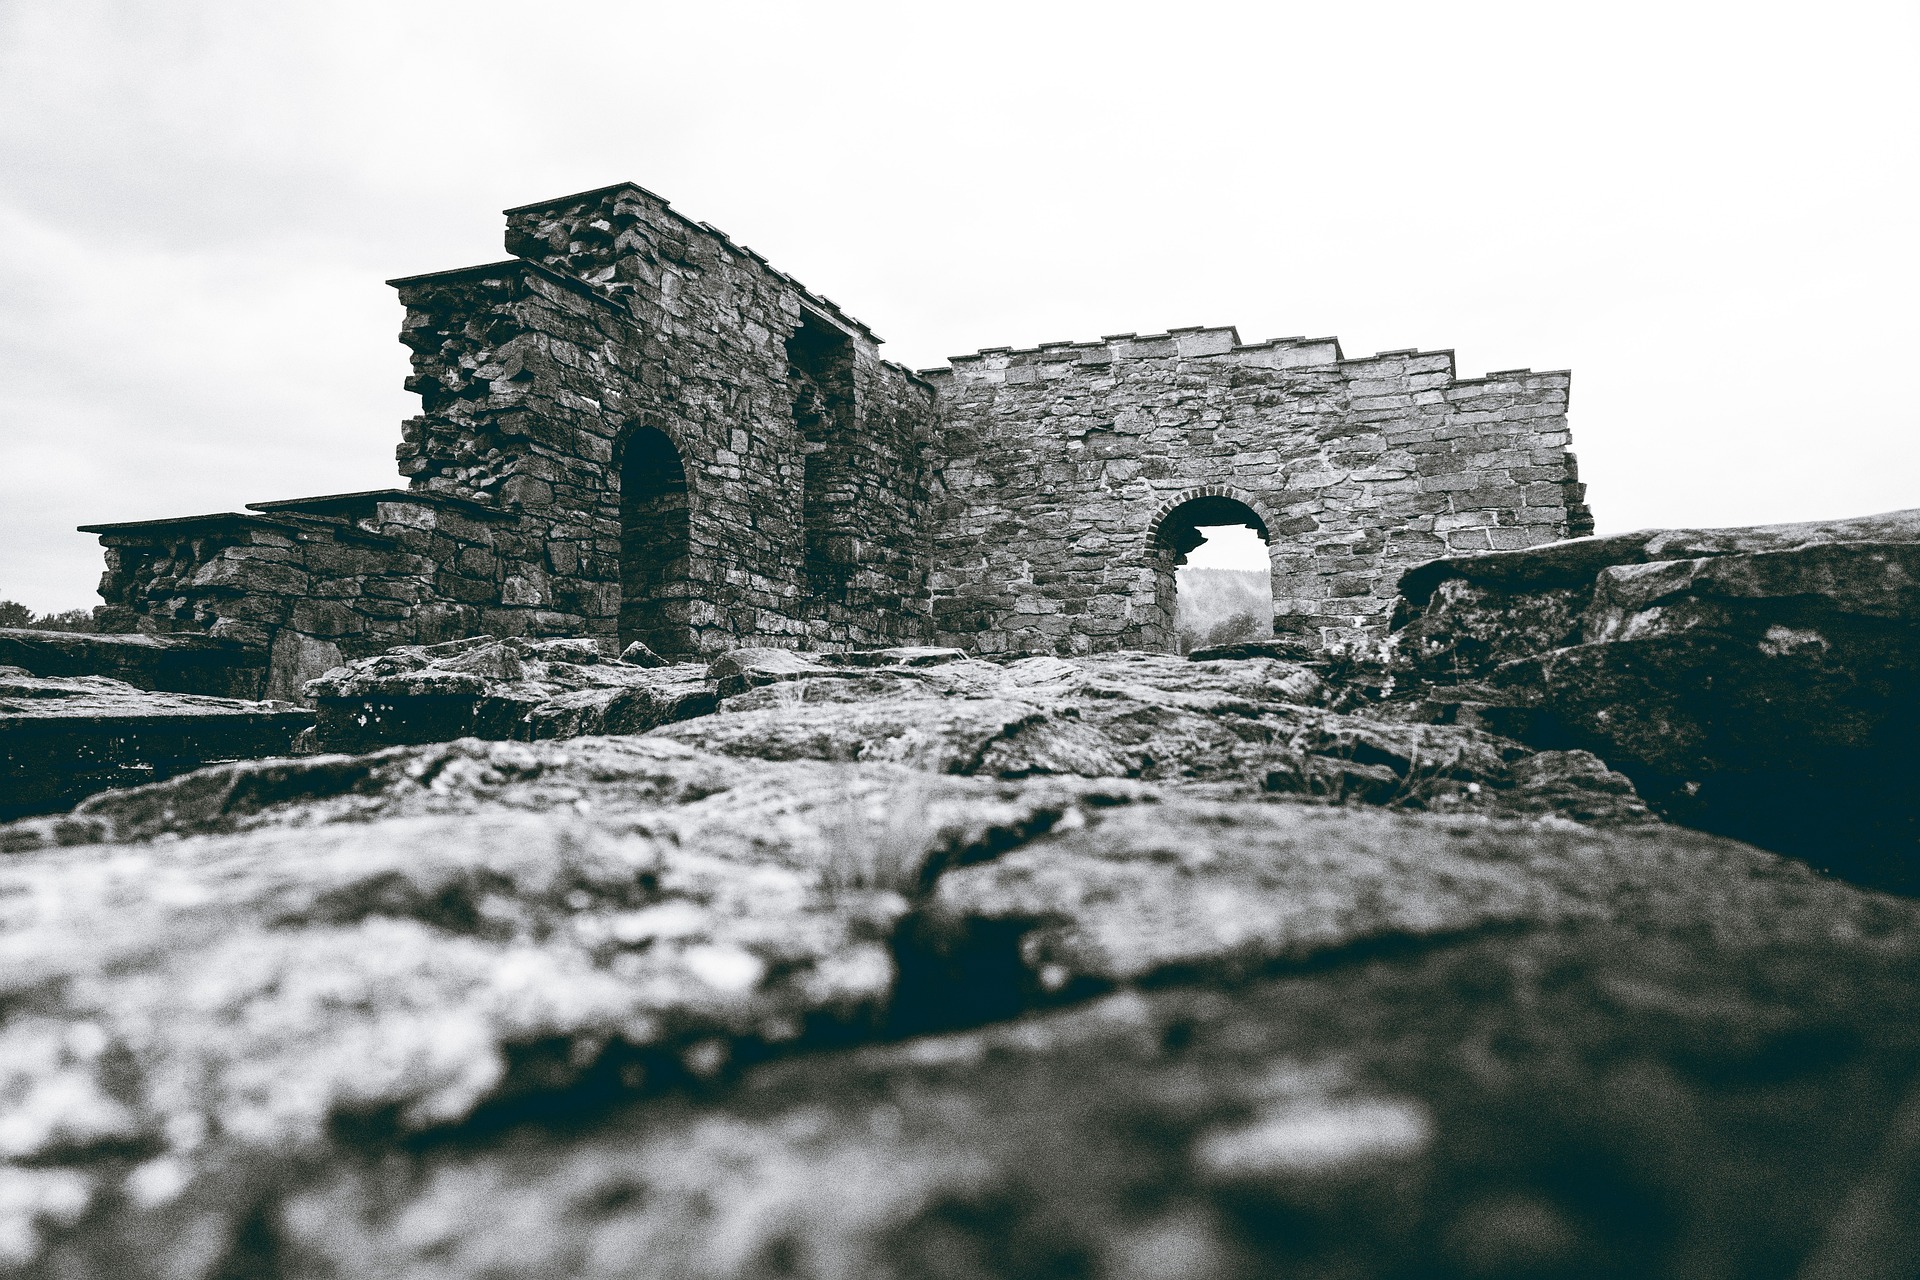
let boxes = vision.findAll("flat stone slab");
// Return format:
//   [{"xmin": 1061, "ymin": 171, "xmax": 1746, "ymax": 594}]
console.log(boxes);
[
  {"xmin": 1394, "ymin": 507, "xmax": 1920, "ymax": 892},
  {"xmin": 304, "ymin": 635, "xmax": 715, "ymax": 752},
  {"xmin": 0, "ymin": 667, "xmax": 311, "ymax": 818},
  {"xmin": 0, "ymin": 627, "xmax": 268, "ymax": 699},
  {"xmin": 660, "ymin": 650, "xmax": 1654, "ymax": 828}
]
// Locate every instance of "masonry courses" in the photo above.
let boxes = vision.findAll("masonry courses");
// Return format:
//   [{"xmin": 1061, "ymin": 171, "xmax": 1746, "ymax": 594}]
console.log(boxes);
[{"xmin": 79, "ymin": 182, "xmax": 1593, "ymax": 699}]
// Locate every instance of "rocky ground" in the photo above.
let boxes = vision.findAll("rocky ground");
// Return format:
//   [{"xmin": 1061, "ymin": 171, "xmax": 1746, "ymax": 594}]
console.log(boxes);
[{"xmin": 2, "ymin": 629, "xmax": 1918, "ymax": 1279}]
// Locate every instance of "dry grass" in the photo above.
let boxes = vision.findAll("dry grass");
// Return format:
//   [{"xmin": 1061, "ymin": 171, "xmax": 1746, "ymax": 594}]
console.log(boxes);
[
  {"xmin": 816, "ymin": 772, "xmax": 942, "ymax": 898},
  {"xmin": 1383, "ymin": 744, "xmax": 1481, "ymax": 812}
]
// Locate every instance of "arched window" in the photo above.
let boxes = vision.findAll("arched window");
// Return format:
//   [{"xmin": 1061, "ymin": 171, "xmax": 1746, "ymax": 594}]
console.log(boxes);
[
  {"xmin": 1147, "ymin": 491, "xmax": 1275, "ymax": 653},
  {"xmin": 618, "ymin": 426, "xmax": 692, "ymax": 658}
]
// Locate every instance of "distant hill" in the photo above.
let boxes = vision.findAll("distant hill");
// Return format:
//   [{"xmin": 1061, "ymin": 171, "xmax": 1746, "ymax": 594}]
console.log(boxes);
[{"xmin": 1174, "ymin": 567, "xmax": 1273, "ymax": 654}]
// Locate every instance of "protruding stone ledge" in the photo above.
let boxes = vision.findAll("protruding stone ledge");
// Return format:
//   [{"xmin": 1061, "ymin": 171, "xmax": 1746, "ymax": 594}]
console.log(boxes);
[
  {"xmin": 304, "ymin": 635, "xmax": 715, "ymax": 752},
  {"xmin": 0, "ymin": 628, "xmax": 268, "ymax": 699},
  {"xmin": 0, "ymin": 667, "xmax": 311, "ymax": 818},
  {"xmin": 247, "ymin": 488, "xmax": 516, "ymax": 523},
  {"xmin": 1392, "ymin": 506, "xmax": 1920, "ymax": 894},
  {"xmin": 77, "ymin": 511, "xmax": 304, "ymax": 538}
]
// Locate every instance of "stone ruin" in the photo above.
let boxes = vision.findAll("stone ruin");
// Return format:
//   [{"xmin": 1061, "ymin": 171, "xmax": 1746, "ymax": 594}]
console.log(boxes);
[
  {"xmin": 10, "ymin": 185, "xmax": 1920, "ymax": 1279},
  {"xmin": 75, "ymin": 182, "xmax": 1592, "ymax": 700}
]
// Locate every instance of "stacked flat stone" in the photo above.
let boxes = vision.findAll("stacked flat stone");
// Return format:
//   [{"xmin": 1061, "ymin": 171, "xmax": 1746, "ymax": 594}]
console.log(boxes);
[{"xmin": 85, "ymin": 491, "xmax": 538, "ymax": 700}]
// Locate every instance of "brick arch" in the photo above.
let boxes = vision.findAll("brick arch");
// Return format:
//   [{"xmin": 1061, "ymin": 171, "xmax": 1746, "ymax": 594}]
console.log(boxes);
[
  {"xmin": 1135, "ymin": 485, "xmax": 1278, "ymax": 654},
  {"xmin": 1145, "ymin": 485, "xmax": 1277, "ymax": 557}
]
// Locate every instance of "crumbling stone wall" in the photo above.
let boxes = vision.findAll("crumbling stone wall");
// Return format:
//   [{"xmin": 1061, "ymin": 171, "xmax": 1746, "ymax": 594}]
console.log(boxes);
[
  {"xmin": 87, "ymin": 184, "xmax": 941, "ymax": 694},
  {"xmin": 498, "ymin": 185, "xmax": 937, "ymax": 651},
  {"xmin": 81, "ymin": 182, "xmax": 1591, "ymax": 691},
  {"xmin": 923, "ymin": 328, "xmax": 1590, "ymax": 653}
]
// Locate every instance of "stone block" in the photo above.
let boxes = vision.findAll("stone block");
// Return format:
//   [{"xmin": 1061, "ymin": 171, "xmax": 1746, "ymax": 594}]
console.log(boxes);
[
  {"xmin": 436, "ymin": 573, "xmax": 497, "ymax": 604},
  {"xmin": 291, "ymin": 600, "xmax": 365, "ymax": 638}
]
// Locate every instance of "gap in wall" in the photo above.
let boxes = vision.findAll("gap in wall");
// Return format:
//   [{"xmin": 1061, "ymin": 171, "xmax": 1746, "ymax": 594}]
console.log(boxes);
[{"xmin": 1175, "ymin": 524, "xmax": 1275, "ymax": 654}]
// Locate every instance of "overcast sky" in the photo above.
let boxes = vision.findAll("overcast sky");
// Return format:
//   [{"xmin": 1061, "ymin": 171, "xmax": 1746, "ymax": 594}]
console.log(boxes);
[{"xmin": 2, "ymin": 0, "xmax": 1915, "ymax": 610}]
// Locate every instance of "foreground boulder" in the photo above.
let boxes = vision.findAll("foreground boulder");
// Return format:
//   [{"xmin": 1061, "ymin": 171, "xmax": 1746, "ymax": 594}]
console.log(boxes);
[
  {"xmin": 1395, "ymin": 507, "xmax": 1920, "ymax": 892},
  {"xmin": 1, "ymin": 716, "xmax": 1917, "ymax": 1276},
  {"xmin": 0, "ymin": 667, "xmax": 310, "ymax": 819},
  {"xmin": 658, "ymin": 649, "xmax": 1654, "ymax": 828}
]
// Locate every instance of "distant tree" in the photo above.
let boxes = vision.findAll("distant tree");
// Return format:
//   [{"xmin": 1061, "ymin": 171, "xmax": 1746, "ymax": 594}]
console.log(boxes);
[
  {"xmin": 1199, "ymin": 612, "xmax": 1263, "ymax": 650},
  {"xmin": 0, "ymin": 601, "xmax": 100, "ymax": 631},
  {"xmin": 1174, "ymin": 568, "xmax": 1273, "ymax": 654},
  {"xmin": 28, "ymin": 608, "xmax": 98, "ymax": 633}
]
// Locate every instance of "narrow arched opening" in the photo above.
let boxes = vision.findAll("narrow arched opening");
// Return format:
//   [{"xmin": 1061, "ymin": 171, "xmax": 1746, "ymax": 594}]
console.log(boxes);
[
  {"xmin": 787, "ymin": 308, "xmax": 857, "ymax": 603},
  {"xmin": 618, "ymin": 426, "xmax": 692, "ymax": 658},
  {"xmin": 1148, "ymin": 493, "xmax": 1275, "ymax": 654}
]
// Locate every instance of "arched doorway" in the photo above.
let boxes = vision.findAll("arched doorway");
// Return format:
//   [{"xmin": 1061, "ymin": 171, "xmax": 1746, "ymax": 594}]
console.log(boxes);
[
  {"xmin": 1146, "ymin": 490, "xmax": 1276, "ymax": 653},
  {"xmin": 618, "ymin": 426, "xmax": 692, "ymax": 658}
]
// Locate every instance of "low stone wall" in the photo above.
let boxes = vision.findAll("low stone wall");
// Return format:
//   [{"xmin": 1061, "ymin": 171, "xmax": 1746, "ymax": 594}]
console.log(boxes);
[{"xmin": 85, "ymin": 491, "xmax": 551, "ymax": 700}]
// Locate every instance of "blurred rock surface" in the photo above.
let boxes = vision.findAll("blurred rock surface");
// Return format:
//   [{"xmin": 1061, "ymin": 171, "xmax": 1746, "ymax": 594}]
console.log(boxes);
[{"xmin": 0, "ymin": 641, "xmax": 1914, "ymax": 1277}]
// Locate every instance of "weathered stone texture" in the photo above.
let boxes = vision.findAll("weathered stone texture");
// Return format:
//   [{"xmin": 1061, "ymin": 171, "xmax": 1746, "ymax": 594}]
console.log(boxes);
[
  {"xmin": 0, "ymin": 667, "xmax": 310, "ymax": 818},
  {"xmin": 495, "ymin": 186, "xmax": 936, "ymax": 653},
  {"xmin": 1393, "ymin": 507, "xmax": 1920, "ymax": 892},
  {"xmin": 304, "ymin": 634, "xmax": 714, "ymax": 751},
  {"xmin": 84, "ymin": 185, "xmax": 941, "ymax": 693},
  {"xmin": 84, "ymin": 493, "xmax": 528, "ymax": 700},
  {"xmin": 0, "ymin": 628, "xmax": 267, "ymax": 699},
  {"xmin": 925, "ymin": 332, "xmax": 1591, "ymax": 654},
  {"xmin": 0, "ymin": 676, "xmax": 1912, "ymax": 1279}
]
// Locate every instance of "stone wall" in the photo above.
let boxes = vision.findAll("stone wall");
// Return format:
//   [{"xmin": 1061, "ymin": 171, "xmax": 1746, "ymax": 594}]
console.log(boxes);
[
  {"xmin": 498, "ymin": 185, "xmax": 938, "ymax": 652},
  {"xmin": 79, "ymin": 182, "xmax": 1591, "ymax": 690},
  {"xmin": 84, "ymin": 184, "xmax": 943, "ymax": 694},
  {"xmin": 923, "ymin": 328, "xmax": 1591, "ymax": 653},
  {"xmin": 85, "ymin": 491, "xmax": 530, "ymax": 699}
]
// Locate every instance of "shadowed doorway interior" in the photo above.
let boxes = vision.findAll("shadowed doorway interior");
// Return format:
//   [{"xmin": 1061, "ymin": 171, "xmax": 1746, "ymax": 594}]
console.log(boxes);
[{"xmin": 618, "ymin": 426, "xmax": 692, "ymax": 658}]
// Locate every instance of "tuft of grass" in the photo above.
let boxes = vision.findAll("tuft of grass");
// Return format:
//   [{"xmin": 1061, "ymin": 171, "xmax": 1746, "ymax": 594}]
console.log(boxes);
[
  {"xmin": 1317, "ymin": 637, "xmax": 1399, "ymax": 709},
  {"xmin": 817, "ymin": 773, "xmax": 942, "ymax": 899}
]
